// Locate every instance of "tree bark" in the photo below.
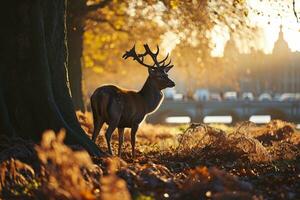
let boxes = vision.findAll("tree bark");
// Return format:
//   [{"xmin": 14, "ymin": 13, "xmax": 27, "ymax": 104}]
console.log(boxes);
[
  {"xmin": 66, "ymin": 0, "xmax": 112, "ymax": 111},
  {"xmin": 0, "ymin": 0, "xmax": 105, "ymax": 156},
  {"xmin": 67, "ymin": 0, "xmax": 86, "ymax": 111}
]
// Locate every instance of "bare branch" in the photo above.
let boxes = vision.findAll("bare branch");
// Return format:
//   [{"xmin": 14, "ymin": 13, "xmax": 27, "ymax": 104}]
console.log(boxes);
[
  {"xmin": 293, "ymin": 0, "xmax": 299, "ymax": 23},
  {"xmin": 88, "ymin": 15, "xmax": 130, "ymax": 33},
  {"xmin": 86, "ymin": 0, "xmax": 112, "ymax": 13}
]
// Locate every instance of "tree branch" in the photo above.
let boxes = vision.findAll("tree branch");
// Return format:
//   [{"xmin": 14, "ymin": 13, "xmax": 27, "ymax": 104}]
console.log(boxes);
[
  {"xmin": 293, "ymin": 0, "xmax": 299, "ymax": 23},
  {"xmin": 105, "ymin": 20, "xmax": 130, "ymax": 33},
  {"xmin": 86, "ymin": 0, "xmax": 112, "ymax": 12},
  {"xmin": 88, "ymin": 15, "xmax": 130, "ymax": 33}
]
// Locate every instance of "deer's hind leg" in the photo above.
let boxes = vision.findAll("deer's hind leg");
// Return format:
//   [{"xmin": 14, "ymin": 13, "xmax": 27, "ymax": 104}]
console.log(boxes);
[
  {"xmin": 91, "ymin": 95, "xmax": 104, "ymax": 142},
  {"xmin": 92, "ymin": 119, "xmax": 104, "ymax": 142},
  {"xmin": 105, "ymin": 101, "xmax": 122, "ymax": 155},
  {"xmin": 105, "ymin": 124, "xmax": 118, "ymax": 155},
  {"xmin": 118, "ymin": 128, "xmax": 124, "ymax": 157}
]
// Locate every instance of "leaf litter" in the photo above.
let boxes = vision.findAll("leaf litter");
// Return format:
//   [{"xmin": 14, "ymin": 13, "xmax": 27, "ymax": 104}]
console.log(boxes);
[{"xmin": 0, "ymin": 111, "xmax": 299, "ymax": 200}]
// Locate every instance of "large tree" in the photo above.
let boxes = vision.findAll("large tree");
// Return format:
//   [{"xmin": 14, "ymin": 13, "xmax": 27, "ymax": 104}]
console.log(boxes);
[{"xmin": 0, "ymin": 0, "xmax": 104, "ymax": 156}]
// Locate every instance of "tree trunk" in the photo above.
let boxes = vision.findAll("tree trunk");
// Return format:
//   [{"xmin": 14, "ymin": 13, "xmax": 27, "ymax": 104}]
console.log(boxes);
[
  {"xmin": 67, "ymin": 1, "xmax": 86, "ymax": 111},
  {"xmin": 66, "ymin": 0, "xmax": 112, "ymax": 111},
  {"xmin": 0, "ymin": 0, "xmax": 104, "ymax": 157}
]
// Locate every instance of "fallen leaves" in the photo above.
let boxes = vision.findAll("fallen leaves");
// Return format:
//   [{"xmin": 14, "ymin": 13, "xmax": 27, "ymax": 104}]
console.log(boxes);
[{"xmin": 0, "ymin": 116, "xmax": 299, "ymax": 199}]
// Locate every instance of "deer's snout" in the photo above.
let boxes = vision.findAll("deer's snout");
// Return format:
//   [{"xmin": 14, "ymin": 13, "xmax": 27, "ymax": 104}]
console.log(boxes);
[{"xmin": 167, "ymin": 79, "xmax": 175, "ymax": 87}]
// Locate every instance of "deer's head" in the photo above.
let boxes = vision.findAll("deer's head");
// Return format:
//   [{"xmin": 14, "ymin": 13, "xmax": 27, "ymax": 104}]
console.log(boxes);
[{"xmin": 122, "ymin": 44, "xmax": 175, "ymax": 90}]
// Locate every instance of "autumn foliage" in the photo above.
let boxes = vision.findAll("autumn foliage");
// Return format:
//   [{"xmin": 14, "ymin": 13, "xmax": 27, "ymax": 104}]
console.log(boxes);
[{"xmin": 0, "ymin": 112, "xmax": 299, "ymax": 199}]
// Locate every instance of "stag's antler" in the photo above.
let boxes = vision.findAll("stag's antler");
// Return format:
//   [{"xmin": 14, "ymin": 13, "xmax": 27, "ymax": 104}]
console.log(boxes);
[
  {"xmin": 122, "ymin": 45, "xmax": 155, "ymax": 69},
  {"xmin": 122, "ymin": 44, "xmax": 173, "ymax": 71}
]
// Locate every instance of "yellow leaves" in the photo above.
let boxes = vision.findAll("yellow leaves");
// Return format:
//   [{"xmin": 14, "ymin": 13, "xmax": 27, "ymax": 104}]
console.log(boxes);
[
  {"xmin": 100, "ymin": 157, "xmax": 130, "ymax": 200},
  {"xmin": 234, "ymin": 0, "xmax": 245, "ymax": 4},
  {"xmin": 100, "ymin": 175, "xmax": 131, "ymax": 200},
  {"xmin": 35, "ymin": 130, "xmax": 99, "ymax": 199},
  {"xmin": 36, "ymin": 129, "xmax": 94, "ymax": 167},
  {"xmin": 194, "ymin": 166, "xmax": 210, "ymax": 178},
  {"xmin": 0, "ymin": 129, "xmax": 132, "ymax": 200},
  {"xmin": 108, "ymin": 59, "xmax": 113, "ymax": 65},
  {"xmin": 84, "ymin": 56, "xmax": 94, "ymax": 68},
  {"xmin": 101, "ymin": 7, "xmax": 116, "ymax": 20},
  {"xmin": 92, "ymin": 67, "xmax": 104, "ymax": 74},
  {"xmin": 170, "ymin": 0, "xmax": 179, "ymax": 9},
  {"xmin": 80, "ymin": 190, "xmax": 97, "ymax": 200},
  {"xmin": 114, "ymin": 18, "xmax": 125, "ymax": 30},
  {"xmin": 94, "ymin": 53, "xmax": 107, "ymax": 61},
  {"xmin": 233, "ymin": 0, "xmax": 245, "ymax": 8},
  {"xmin": 83, "ymin": 21, "xmax": 130, "ymax": 74}
]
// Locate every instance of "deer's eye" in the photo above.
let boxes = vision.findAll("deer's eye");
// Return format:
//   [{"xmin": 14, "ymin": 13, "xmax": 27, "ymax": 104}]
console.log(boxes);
[{"xmin": 158, "ymin": 74, "xmax": 167, "ymax": 80}]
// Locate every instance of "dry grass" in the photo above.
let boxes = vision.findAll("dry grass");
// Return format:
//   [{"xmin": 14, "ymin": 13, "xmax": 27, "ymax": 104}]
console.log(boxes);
[
  {"xmin": 0, "ymin": 111, "xmax": 299, "ymax": 199},
  {"xmin": 77, "ymin": 111, "xmax": 299, "ymax": 163}
]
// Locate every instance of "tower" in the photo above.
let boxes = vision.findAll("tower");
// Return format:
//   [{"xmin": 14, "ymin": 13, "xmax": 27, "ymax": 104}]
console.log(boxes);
[
  {"xmin": 271, "ymin": 25, "xmax": 295, "ymax": 92},
  {"xmin": 272, "ymin": 25, "xmax": 290, "ymax": 57}
]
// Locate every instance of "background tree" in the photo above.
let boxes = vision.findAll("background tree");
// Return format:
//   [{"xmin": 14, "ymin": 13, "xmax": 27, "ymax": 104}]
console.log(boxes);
[
  {"xmin": 68, "ymin": 0, "xmax": 298, "ymax": 106},
  {"xmin": 0, "ymin": 0, "xmax": 103, "ymax": 156},
  {"xmin": 82, "ymin": 0, "xmax": 255, "ymax": 97},
  {"xmin": 67, "ymin": 0, "xmax": 112, "ymax": 111}
]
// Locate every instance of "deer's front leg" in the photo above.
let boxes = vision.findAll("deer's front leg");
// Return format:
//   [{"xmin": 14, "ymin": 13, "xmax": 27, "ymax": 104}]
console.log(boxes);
[
  {"xmin": 118, "ymin": 128, "xmax": 124, "ymax": 157},
  {"xmin": 130, "ymin": 124, "xmax": 139, "ymax": 159}
]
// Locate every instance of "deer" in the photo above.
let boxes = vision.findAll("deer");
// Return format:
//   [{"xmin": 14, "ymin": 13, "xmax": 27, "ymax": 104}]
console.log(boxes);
[{"xmin": 90, "ymin": 44, "xmax": 175, "ymax": 158}]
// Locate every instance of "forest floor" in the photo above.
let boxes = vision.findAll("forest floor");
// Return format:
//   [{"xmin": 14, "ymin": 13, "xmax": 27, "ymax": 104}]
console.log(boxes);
[{"xmin": 0, "ymin": 111, "xmax": 299, "ymax": 200}]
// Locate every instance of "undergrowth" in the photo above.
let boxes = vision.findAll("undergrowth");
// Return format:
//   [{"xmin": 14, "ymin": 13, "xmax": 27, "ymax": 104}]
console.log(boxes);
[{"xmin": 0, "ymin": 111, "xmax": 299, "ymax": 200}]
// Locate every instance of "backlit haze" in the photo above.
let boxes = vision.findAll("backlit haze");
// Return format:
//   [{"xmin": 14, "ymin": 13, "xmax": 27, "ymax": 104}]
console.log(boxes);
[
  {"xmin": 211, "ymin": 0, "xmax": 300, "ymax": 56},
  {"xmin": 83, "ymin": 0, "xmax": 300, "ymax": 97}
]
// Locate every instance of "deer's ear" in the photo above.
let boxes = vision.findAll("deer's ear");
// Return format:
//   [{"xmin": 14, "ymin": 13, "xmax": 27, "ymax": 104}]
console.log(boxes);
[
  {"xmin": 148, "ymin": 68, "xmax": 156, "ymax": 76},
  {"xmin": 164, "ymin": 65, "xmax": 174, "ymax": 73}
]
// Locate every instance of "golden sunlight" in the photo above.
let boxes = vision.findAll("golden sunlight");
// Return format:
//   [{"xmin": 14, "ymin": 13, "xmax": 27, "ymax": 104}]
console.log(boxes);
[{"xmin": 211, "ymin": 0, "xmax": 300, "ymax": 57}]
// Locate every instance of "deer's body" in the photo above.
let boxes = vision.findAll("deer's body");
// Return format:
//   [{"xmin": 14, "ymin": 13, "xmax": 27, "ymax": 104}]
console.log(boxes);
[
  {"xmin": 91, "ymin": 44, "xmax": 175, "ymax": 158},
  {"xmin": 91, "ymin": 79, "xmax": 163, "ymax": 128}
]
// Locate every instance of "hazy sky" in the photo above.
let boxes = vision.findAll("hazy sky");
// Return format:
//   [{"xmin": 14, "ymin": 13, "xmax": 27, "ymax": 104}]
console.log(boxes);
[
  {"xmin": 211, "ymin": 0, "xmax": 300, "ymax": 57},
  {"xmin": 126, "ymin": 0, "xmax": 300, "ymax": 57}
]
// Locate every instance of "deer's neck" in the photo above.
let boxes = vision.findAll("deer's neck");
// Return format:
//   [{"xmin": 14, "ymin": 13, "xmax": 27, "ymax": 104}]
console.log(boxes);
[{"xmin": 139, "ymin": 77, "xmax": 163, "ymax": 114}]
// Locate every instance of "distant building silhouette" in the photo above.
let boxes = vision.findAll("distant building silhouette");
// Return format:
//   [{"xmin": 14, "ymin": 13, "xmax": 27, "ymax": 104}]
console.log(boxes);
[{"xmin": 224, "ymin": 26, "xmax": 300, "ymax": 94}]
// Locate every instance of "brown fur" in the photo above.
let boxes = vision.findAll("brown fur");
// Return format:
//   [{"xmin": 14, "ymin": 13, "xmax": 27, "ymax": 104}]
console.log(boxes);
[{"xmin": 91, "ymin": 44, "xmax": 175, "ymax": 158}]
